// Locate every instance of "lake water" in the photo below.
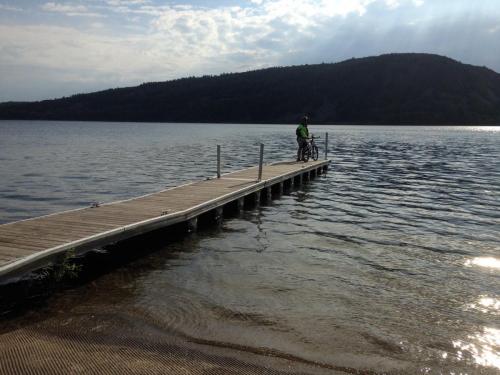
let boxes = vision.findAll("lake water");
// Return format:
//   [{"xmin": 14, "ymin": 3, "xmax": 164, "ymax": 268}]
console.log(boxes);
[{"xmin": 0, "ymin": 121, "xmax": 499, "ymax": 374}]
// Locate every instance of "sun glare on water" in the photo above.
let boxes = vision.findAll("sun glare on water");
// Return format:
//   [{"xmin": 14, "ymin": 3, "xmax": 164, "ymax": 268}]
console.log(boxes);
[
  {"xmin": 466, "ymin": 126, "xmax": 500, "ymax": 132},
  {"xmin": 465, "ymin": 257, "xmax": 500, "ymax": 270},
  {"xmin": 453, "ymin": 328, "xmax": 500, "ymax": 370},
  {"xmin": 468, "ymin": 296, "xmax": 500, "ymax": 315}
]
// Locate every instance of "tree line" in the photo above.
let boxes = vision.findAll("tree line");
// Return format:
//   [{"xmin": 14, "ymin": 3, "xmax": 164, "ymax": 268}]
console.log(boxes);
[{"xmin": 1, "ymin": 53, "xmax": 499, "ymax": 125}]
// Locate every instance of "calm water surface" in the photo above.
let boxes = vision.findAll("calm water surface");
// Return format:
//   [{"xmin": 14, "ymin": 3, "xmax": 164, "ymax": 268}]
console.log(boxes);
[{"xmin": 0, "ymin": 121, "xmax": 499, "ymax": 374}]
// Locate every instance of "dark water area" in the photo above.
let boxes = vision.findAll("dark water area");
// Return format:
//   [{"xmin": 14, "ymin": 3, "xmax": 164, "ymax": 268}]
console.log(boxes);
[{"xmin": 0, "ymin": 121, "xmax": 499, "ymax": 374}]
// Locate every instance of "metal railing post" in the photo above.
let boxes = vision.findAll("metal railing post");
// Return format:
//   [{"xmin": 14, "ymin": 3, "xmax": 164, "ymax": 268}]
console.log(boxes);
[
  {"xmin": 258, "ymin": 143, "xmax": 264, "ymax": 181},
  {"xmin": 217, "ymin": 145, "xmax": 221, "ymax": 178},
  {"xmin": 325, "ymin": 132, "xmax": 329, "ymax": 160}
]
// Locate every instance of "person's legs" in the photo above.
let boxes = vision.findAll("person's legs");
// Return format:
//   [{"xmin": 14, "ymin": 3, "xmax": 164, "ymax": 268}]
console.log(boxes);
[
  {"xmin": 297, "ymin": 138, "xmax": 306, "ymax": 161},
  {"xmin": 296, "ymin": 138, "xmax": 303, "ymax": 161}
]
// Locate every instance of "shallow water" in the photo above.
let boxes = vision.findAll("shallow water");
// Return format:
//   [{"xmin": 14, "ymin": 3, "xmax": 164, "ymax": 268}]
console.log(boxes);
[{"xmin": 0, "ymin": 121, "xmax": 499, "ymax": 374}]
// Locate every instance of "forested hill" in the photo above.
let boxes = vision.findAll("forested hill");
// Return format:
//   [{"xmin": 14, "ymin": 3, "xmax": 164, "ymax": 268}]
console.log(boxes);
[{"xmin": 1, "ymin": 53, "xmax": 500, "ymax": 124}]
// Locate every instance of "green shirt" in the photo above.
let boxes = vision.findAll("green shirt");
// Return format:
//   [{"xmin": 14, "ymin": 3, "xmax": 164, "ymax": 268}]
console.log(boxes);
[{"xmin": 296, "ymin": 124, "xmax": 309, "ymax": 139}]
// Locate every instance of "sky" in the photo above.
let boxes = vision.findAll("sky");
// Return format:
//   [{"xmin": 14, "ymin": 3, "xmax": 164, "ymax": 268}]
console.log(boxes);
[{"xmin": 0, "ymin": 0, "xmax": 499, "ymax": 102}]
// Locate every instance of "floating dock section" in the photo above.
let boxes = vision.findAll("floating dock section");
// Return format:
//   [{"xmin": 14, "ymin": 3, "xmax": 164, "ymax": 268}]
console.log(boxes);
[{"xmin": 0, "ymin": 160, "xmax": 330, "ymax": 281}]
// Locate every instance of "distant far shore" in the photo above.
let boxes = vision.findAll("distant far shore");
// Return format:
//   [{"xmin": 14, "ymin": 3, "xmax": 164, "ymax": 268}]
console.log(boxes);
[
  {"xmin": 0, "ymin": 119, "xmax": 498, "ymax": 126},
  {"xmin": 1, "ymin": 54, "xmax": 500, "ymax": 125}
]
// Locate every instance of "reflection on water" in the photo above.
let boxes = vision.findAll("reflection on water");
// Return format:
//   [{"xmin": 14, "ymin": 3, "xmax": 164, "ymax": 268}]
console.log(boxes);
[
  {"xmin": 468, "ymin": 296, "xmax": 500, "ymax": 315},
  {"xmin": 1, "ymin": 122, "xmax": 500, "ymax": 374},
  {"xmin": 468, "ymin": 126, "xmax": 500, "ymax": 132},
  {"xmin": 465, "ymin": 257, "xmax": 500, "ymax": 270},
  {"xmin": 453, "ymin": 328, "xmax": 500, "ymax": 370}
]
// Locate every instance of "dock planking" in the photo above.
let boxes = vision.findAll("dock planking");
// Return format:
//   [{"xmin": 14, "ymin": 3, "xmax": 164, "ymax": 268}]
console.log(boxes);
[{"xmin": 0, "ymin": 159, "xmax": 330, "ymax": 281}]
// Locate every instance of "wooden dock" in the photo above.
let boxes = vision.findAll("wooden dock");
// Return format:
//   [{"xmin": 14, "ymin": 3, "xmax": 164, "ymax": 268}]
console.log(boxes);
[{"xmin": 0, "ymin": 159, "xmax": 330, "ymax": 281}]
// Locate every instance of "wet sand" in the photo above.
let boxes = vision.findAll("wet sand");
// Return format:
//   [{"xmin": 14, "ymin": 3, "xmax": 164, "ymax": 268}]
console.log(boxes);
[{"xmin": 0, "ymin": 308, "xmax": 350, "ymax": 375}]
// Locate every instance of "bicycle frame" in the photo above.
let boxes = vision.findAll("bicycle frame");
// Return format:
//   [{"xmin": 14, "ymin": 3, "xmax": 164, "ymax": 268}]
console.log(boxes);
[{"xmin": 300, "ymin": 135, "xmax": 319, "ymax": 162}]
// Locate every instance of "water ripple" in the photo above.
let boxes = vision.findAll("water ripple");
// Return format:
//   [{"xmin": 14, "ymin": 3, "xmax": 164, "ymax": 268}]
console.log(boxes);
[{"xmin": 1, "ymin": 123, "xmax": 500, "ymax": 373}]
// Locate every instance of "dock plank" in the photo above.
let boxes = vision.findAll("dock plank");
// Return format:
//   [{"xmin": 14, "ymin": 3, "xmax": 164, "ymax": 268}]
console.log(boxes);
[
  {"xmin": 0, "ymin": 160, "xmax": 329, "ymax": 279},
  {"xmin": 0, "ymin": 230, "xmax": 92, "ymax": 244},
  {"xmin": 0, "ymin": 240, "xmax": 50, "ymax": 252},
  {"xmin": 0, "ymin": 235, "xmax": 75, "ymax": 248},
  {"xmin": 0, "ymin": 235, "xmax": 62, "ymax": 248},
  {"xmin": 0, "ymin": 225, "xmax": 102, "ymax": 238},
  {"xmin": 0, "ymin": 245, "xmax": 38, "ymax": 257}
]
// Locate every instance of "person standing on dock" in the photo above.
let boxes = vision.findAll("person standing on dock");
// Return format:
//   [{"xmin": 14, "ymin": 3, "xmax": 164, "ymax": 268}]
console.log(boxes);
[{"xmin": 296, "ymin": 115, "xmax": 310, "ymax": 162}]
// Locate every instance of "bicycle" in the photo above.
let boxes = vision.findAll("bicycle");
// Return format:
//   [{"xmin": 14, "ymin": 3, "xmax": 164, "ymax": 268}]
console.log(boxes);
[{"xmin": 301, "ymin": 135, "xmax": 320, "ymax": 162}]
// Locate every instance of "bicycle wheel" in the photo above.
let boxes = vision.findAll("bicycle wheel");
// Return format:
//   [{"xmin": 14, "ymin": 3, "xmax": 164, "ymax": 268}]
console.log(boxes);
[{"xmin": 312, "ymin": 145, "xmax": 319, "ymax": 161}]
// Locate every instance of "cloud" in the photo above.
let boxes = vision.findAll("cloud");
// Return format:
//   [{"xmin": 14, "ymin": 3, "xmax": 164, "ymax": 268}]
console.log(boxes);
[
  {"xmin": 98, "ymin": 0, "xmax": 160, "ymax": 16},
  {"xmin": 105, "ymin": 0, "xmax": 151, "ymax": 5},
  {"xmin": 150, "ymin": 1, "xmax": 379, "ymax": 59},
  {"xmin": 1, "ymin": 0, "xmax": 499, "ymax": 101},
  {"xmin": 147, "ymin": 0, "xmax": 433, "ymax": 71},
  {"xmin": 0, "ymin": 4, "xmax": 23, "ymax": 11},
  {"xmin": 0, "ymin": 24, "xmax": 163, "ymax": 77},
  {"xmin": 41, "ymin": 2, "xmax": 105, "ymax": 17},
  {"xmin": 385, "ymin": 0, "xmax": 401, "ymax": 9},
  {"xmin": 489, "ymin": 24, "xmax": 500, "ymax": 34}
]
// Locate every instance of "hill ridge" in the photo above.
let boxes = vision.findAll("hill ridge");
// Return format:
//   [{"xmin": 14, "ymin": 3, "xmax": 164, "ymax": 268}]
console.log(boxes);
[{"xmin": 1, "ymin": 53, "xmax": 500, "ymax": 125}]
